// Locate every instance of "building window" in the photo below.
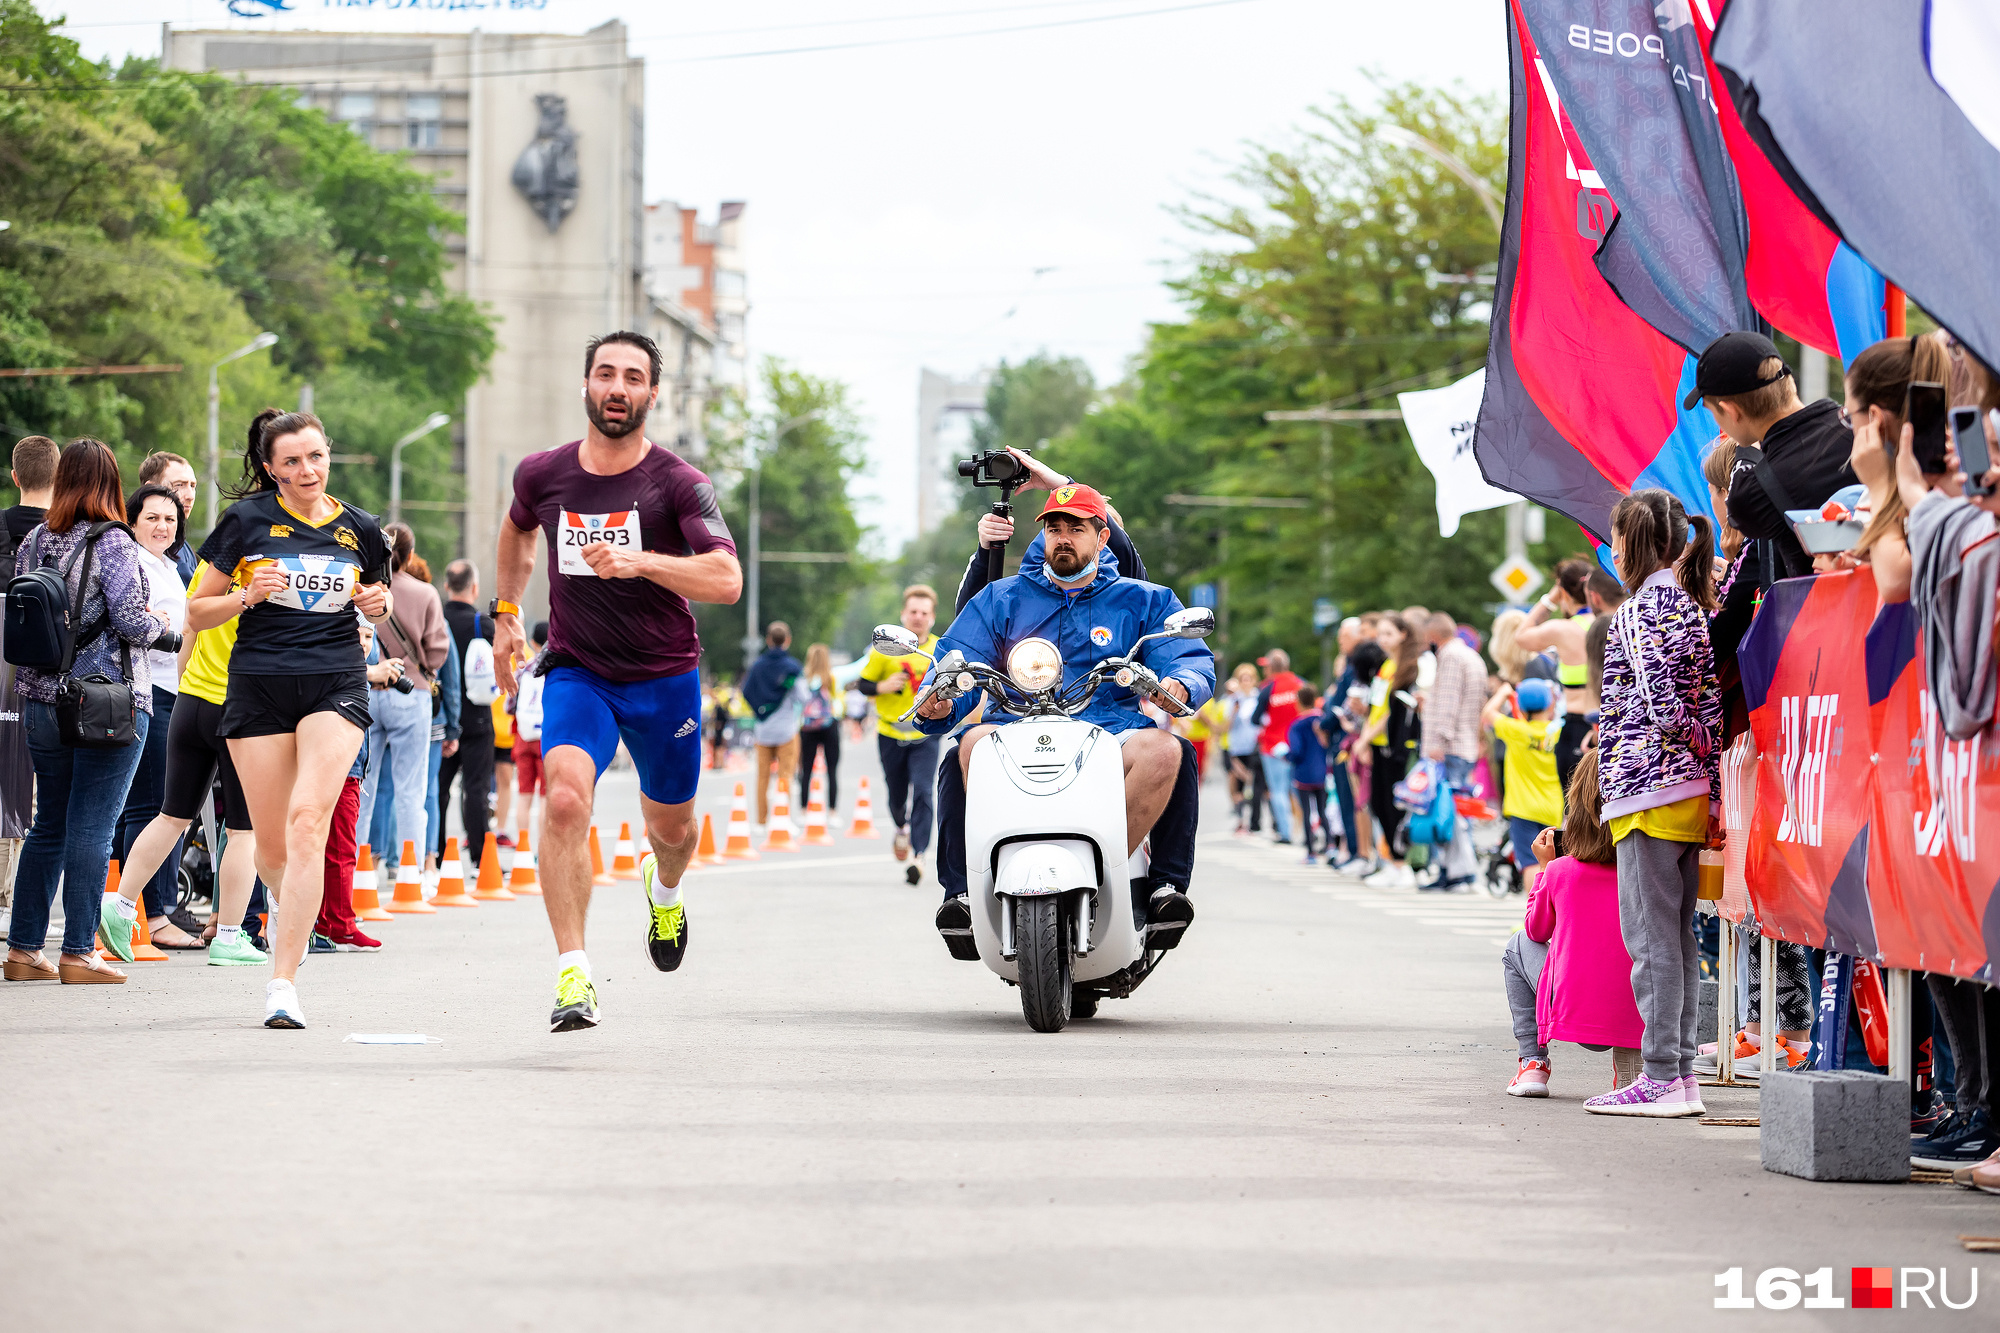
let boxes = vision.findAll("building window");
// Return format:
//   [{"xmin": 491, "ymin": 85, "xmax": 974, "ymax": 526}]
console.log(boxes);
[
  {"xmin": 405, "ymin": 94, "xmax": 441, "ymax": 149},
  {"xmin": 337, "ymin": 93, "xmax": 375, "ymax": 140},
  {"xmin": 715, "ymin": 270, "xmax": 746, "ymax": 300}
]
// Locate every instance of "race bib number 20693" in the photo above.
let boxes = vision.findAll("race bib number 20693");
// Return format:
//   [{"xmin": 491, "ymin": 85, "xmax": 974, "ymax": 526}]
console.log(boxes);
[{"xmin": 558, "ymin": 510, "xmax": 641, "ymax": 577}]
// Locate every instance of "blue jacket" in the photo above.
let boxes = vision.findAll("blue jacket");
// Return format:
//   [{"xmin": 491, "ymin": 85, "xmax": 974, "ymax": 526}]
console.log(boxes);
[
  {"xmin": 742, "ymin": 646, "xmax": 802, "ymax": 720},
  {"xmin": 915, "ymin": 545, "xmax": 1215, "ymax": 737}
]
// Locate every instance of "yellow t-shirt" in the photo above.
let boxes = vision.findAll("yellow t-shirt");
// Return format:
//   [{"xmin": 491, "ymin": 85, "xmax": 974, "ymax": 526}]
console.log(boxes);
[
  {"xmin": 492, "ymin": 697, "xmax": 515, "ymax": 748},
  {"xmin": 1611, "ymin": 793, "xmax": 1710, "ymax": 845},
  {"xmin": 1188, "ymin": 696, "xmax": 1227, "ymax": 743},
  {"xmin": 861, "ymin": 633, "xmax": 938, "ymax": 741},
  {"xmin": 1367, "ymin": 661, "xmax": 1393, "ymax": 747},
  {"xmin": 177, "ymin": 562, "xmax": 239, "ymax": 707},
  {"xmin": 1493, "ymin": 714, "xmax": 1564, "ymax": 828}
]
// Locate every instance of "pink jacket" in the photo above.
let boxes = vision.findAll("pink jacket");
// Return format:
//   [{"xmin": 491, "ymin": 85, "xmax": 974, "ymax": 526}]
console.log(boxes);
[{"xmin": 1525, "ymin": 856, "xmax": 1643, "ymax": 1049}]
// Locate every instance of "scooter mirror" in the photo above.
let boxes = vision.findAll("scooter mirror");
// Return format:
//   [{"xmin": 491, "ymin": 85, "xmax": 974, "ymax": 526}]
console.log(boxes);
[
  {"xmin": 872, "ymin": 624, "xmax": 921, "ymax": 653},
  {"xmin": 1163, "ymin": 607, "xmax": 1216, "ymax": 639}
]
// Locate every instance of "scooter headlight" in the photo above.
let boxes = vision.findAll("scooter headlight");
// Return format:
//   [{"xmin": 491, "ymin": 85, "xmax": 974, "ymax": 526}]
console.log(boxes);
[{"xmin": 1006, "ymin": 637, "xmax": 1064, "ymax": 693}]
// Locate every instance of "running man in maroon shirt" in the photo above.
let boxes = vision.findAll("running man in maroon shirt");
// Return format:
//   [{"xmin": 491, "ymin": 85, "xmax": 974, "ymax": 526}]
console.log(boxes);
[{"xmin": 493, "ymin": 331, "xmax": 742, "ymax": 1033}]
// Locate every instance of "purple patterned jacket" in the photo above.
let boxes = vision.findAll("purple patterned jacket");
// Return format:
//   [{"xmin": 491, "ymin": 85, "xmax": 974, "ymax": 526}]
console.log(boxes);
[{"xmin": 1597, "ymin": 569, "xmax": 1721, "ymax": 819}]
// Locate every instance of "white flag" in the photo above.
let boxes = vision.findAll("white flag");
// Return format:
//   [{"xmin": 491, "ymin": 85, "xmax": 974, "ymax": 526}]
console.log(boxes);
[{"xmin": 1398, "ymin": 368, "xmax": 1516, "ymax": 538}]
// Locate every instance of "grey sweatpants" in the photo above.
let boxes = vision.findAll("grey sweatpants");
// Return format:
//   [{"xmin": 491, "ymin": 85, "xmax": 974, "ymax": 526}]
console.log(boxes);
[
  {"xmin": 1502, "ymin": 931, "xmax": 1549, "ymax": 1059},
  {"xmin": 1616, "ymin": 830, "xmax": 1702, "ymax": 1082}
]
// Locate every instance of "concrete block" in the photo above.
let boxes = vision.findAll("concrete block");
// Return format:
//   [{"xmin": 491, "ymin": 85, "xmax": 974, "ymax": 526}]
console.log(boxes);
[
  {"xmin": 1696, "ymin": 977, "xmax": 1718, "ymax": 1050},
  {"xmin": 1760, "ymin": 1070, "xmax": 1909, "ymax": 1183}
]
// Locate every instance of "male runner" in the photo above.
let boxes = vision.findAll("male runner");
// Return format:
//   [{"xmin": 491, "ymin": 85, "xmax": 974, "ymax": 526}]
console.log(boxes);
[{"xmin": 493, "ymin": 331, "xmax": 742, "ymax": 1032}]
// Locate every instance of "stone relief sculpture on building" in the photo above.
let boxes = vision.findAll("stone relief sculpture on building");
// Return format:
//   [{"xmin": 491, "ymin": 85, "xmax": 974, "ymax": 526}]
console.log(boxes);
[{"xmin": 512, "ymin": 93, "xmax": 580, "ymax": 233}]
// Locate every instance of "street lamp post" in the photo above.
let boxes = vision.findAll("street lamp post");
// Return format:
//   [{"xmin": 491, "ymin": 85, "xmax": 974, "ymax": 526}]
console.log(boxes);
[
  {"xmin": 741, "ymin": 409, "xmax": 824, "ymax": 665},
  {"xmin": 388, "ymin": 411, "xmax": 452, "ymax": 526},
  {"xmin": 205, "ymin": 332, "xmax": 278, "ymax": 532}
]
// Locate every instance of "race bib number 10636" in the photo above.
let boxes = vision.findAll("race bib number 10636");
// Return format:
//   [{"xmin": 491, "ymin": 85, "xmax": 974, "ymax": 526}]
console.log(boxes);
[{"xmin": 558, "ymin": 510, "xmax": 641, "ymax": 577}]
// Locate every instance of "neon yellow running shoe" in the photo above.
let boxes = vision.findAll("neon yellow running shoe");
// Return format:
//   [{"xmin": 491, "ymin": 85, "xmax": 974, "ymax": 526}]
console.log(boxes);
[
  {"xmin": 641, "ymin": 852, "xmax": 689, "ymax": 973},
  {"xmin": 550, "ymin": 965, "xmax": 599, "ymax": 1033}
]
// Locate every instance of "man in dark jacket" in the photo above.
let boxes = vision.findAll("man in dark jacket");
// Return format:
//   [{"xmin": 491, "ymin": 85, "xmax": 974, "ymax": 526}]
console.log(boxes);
[
  {"xmin": 438, "ymin": 559, "xmax": 496, "ymax": 864},
  {"xmin": 1689, "ymin": 330, "xmax": 1856, "ymax": 584}
]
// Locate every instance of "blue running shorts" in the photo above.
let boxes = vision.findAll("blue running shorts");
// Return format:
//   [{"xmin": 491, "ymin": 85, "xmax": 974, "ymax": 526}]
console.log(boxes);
[{"xmin": 540, "ymin": 665, "xmax": 705, "ymax": 805}]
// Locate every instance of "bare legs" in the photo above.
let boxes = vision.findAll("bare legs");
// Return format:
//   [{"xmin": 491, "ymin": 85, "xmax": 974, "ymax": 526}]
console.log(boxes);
[
  {"xmin": 539, "ymin": 746, "xmax": 598, "ymax": 954},
  {"xmin": 957, "ymin": 723, "xmax": 1180, "ymax": 855},
  {"xmin": 229, "ymin": 713, "xmax": 366, "ymax": 982}
]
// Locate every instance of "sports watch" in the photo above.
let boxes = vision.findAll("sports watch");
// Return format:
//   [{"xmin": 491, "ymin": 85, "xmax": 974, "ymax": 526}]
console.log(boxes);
[{"xmin": 489, "ymin": 598, "xmax": 521, "ymax": 618}]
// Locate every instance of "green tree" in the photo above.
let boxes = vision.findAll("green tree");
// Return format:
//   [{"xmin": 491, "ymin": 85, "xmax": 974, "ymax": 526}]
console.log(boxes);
[
  {"xmin": 696, "ymin": 359, "xmax": 873, "ymax": 672},
  {"xmin": 0, "ymin": 1, "xmax": 492, "ymax": 545}
]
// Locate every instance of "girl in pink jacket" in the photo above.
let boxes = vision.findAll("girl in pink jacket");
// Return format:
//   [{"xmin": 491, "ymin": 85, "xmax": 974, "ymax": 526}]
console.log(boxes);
[{"xmin": 1503, "ymin": 748, "xmax": 1643, "ymax": 1097}]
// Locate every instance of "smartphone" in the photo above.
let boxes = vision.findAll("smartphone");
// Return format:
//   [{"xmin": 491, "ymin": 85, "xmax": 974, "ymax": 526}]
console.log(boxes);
[
  {"xmin": 1904, "ymin": 380, "xmax": 1949, "ymax": 473},
  {"xmin": 1953, "ymin": 405, "xmax": 1994, "ymax": 498},
  {"xmin": 1550, "ymin": 830, "xmax": 1565, "ymax": 859}
]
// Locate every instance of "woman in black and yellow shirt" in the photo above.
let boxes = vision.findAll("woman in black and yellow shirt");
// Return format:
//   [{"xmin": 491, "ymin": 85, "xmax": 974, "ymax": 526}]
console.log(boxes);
[{"xmin": 188, "ymin": 408, "xmax": 392, "ymax": 1029}]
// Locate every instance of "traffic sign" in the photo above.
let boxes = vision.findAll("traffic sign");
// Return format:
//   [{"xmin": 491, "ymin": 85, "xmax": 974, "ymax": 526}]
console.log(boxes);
[
  {"xmin": 1190, "ymin": 582, "xmax": 1218, "ymax": 610},
  {"xmin": 1489, "ymin": 555, "xmax": 1544, "ymax": 602},
  {"xmin": 1313, "ymin": 597, "xmax": 1340, "ymax": 633}
]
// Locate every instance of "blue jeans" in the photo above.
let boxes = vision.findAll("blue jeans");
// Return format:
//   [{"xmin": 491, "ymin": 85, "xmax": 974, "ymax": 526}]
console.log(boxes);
[
  {"xmin": 1329, "ymin": 762, "xmax": 1358, "ymax": 860},
  {"xmin": 1259, "ymin": 751, "xmax": 1293, "ymax": 842},
  {"xmin": 358, "ymin": 686, "xmax": 430, "ymax": 869},
  {"xmin": 425, "ymin": 736, "xmax": 443, "ymax": 858},
  {"xmin": 115, "ymin": 686, "xmax": 183, "ymax": 918},
  {"xmin": 8, "ymin": 700, "xmax": 150, "ymax": 955}
]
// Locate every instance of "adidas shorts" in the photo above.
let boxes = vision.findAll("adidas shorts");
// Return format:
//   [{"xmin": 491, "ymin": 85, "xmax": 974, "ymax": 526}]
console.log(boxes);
[{"xmin": 540, "ymin": 665, "xmax": 704, "ymax": 805}]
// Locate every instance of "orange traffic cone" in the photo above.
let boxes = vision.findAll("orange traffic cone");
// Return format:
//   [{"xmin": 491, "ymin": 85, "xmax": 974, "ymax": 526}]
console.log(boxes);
[
  {"xmin": 611, "ymin": 822, "xmax": 640, "ymax": 880},
  {"xmin": 509, "ymin": 827, "xmax": 541, "ymax": 895},
  {"xmin": 471, "ymin": 833, "xmax": 514, "ymax": 900},
  {"xmin": 385, "ymin": 839, "xmax": 435, "ymax": 913},
  {"xmin": 847, "ymin": 777, "xmax": 880, "ymax": 839},
  {"xmin": 351, "ymin": 844, "xmax": 392, "ymax": 920},
  {"xmin": 590, "ymin": 825, "xmax": 614, "ymax": 886},
  {"xmin": 763, "ymin": 777, "xmax": 798, "ymax": 853},
  {"xmin": 693, "ymin": 812, "xmax": 724, "ymax": 866},
  {"xmin": 803, "ymin": 766, "xmax": 834, "ymax": 846},
  {"xmin": 722, "ymin": 782, "xmax": 758, "ymax": 860},
  {"xmin": 430, "ymin": 837, "xmax": 478, "ymax": 907}
]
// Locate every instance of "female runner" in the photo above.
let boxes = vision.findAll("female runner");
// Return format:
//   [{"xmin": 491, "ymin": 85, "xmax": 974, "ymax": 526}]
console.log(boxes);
[{"xmin": 186, "ymin": 409, "xmax": 391, "ymax": 1027}]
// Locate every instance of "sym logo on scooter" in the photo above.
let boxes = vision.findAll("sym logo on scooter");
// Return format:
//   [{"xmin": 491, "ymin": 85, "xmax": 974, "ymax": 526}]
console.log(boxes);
[{"xmin": 1036, "ymin": 733, "xmax": 1055, "ymax": 752}]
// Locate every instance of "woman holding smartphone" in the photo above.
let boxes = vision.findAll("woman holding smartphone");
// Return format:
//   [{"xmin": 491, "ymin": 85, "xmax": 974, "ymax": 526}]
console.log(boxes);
[
  {"xmin": 1837, "ymin": 334, "xmax": 1954, "ymax": 603},
  {"xmin": 186, "ymin": 409, "xmax": 392, "ymax": 1028}
]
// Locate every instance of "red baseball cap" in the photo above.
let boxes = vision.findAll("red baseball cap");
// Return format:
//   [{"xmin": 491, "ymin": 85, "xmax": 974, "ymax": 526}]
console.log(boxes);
[{"xmin": 1039, "ymin": 483, "xmax": 1109, "ymax": 524}]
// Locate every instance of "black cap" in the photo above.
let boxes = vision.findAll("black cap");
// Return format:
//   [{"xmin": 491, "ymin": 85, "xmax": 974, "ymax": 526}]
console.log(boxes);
[{"xmin": 1684, "ymin": 330, "xmax": 1791, "ymax": 409}]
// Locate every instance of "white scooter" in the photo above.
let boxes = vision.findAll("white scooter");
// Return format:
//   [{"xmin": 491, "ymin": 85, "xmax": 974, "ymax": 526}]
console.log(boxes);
[{"xmin": 872, "ymin": 607, "xmax": 1214, "ymax": 1032}]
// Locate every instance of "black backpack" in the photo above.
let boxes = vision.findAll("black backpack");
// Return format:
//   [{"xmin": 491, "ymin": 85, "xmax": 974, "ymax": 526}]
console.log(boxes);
[{"xmin": 3, "ymin": 521, "xmax": 133, "ymax": 672}]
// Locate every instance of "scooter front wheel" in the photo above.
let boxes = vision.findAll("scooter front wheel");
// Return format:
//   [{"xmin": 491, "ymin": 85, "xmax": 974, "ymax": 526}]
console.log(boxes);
[{"xmin": 1014, "ymin": 896, "xmax": 1072, "ymax": 1033}]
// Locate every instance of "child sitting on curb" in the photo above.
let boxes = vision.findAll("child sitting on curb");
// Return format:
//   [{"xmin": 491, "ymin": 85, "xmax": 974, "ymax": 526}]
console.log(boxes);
[{"xmin": 1503, "ymin": 746, "xmax": 1644, "ymax": 1097}]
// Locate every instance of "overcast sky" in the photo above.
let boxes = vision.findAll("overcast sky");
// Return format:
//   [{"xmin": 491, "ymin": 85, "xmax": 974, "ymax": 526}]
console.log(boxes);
[{"xmin": 60, "ymin": 0, "xmax": 1506, "ymax": 547}]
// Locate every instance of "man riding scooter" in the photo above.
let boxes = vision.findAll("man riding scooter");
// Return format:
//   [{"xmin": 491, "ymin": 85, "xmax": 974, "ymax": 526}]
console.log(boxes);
[{"xmin": 915, "ymin": 484, "xmax": 1215, "ymax": 955}]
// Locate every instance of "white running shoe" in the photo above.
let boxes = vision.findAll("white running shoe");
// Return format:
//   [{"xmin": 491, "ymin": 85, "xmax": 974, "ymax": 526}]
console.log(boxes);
[{"xmin": 264, "ymin": 978, "xmax": 305, "ymax": 1029}]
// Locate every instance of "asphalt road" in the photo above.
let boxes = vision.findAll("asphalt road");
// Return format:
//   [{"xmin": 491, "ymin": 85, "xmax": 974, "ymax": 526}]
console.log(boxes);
[{"xmin": 3, "ymin": 739, "xmax": 1994, "ymax": 1330}]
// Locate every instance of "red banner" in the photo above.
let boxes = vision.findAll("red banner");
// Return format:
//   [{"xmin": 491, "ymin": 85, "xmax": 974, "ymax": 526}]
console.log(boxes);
[{"xmin": 1732, "ymin": 568, "xmax": 2000, "ymax": 982}]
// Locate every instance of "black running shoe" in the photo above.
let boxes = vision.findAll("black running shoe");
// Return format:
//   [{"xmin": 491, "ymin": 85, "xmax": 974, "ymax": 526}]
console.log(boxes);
[
  {"xmin": 550, "ymin": 966, "xmax": 600, "ymax": 1033},
  {"xmin": 935, "ymin": 895, "xmax": 979, "ymax": 962},
  {"xmin": 1145, "ymin": 885, "xmax": 1195, "ymax": 949},
  {"xmin": 641, "ymin": 854, "xmax": 689, "ymax": 973},
  {"xmin": 1914, "ymin": 1108, "xmax": 1997, "ymax": 1170}
]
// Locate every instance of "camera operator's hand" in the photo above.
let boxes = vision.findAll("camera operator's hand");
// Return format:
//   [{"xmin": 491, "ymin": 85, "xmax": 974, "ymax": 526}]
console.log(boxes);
[
  {"xmin": 976, "ymin": 513, "xmax": 1014, "ymax": 548},
  {"xmin": 368, "ymin": 658, "xmax": 405, "ymax": 688},
  {"xmin": 1007, "ymin": 448, "xmax": 1069, "ymax": 494}
]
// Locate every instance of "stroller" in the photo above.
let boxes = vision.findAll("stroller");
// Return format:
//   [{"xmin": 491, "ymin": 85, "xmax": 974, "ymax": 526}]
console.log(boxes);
[{"xmin": 1454, "ymin": 791, "xmax": 1521, "ymax": 898}]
